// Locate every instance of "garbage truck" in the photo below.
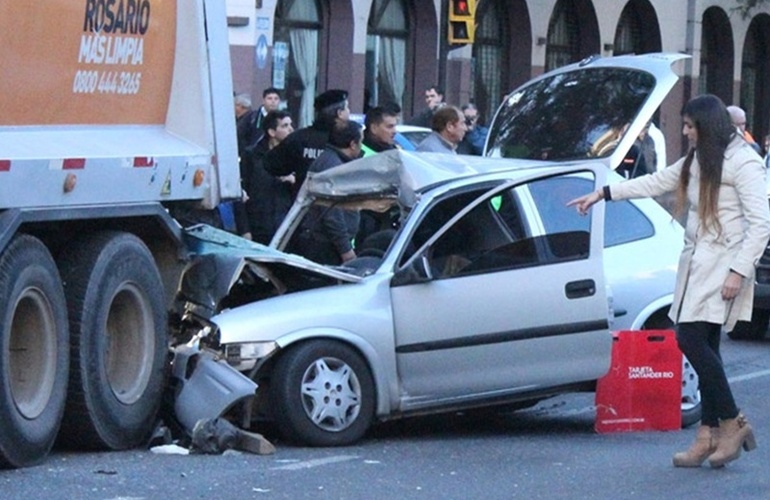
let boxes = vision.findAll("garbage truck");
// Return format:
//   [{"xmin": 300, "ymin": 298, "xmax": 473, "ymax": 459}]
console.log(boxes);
[{"xmin": 0, "ymin": 0, "xmax": 240, "ymax": 468}]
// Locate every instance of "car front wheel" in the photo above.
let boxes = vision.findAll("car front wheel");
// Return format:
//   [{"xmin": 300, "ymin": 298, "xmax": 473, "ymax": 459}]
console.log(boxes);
[{"xmin": 271, "ymin": 340, "xmax": 375, "ymax": 446}]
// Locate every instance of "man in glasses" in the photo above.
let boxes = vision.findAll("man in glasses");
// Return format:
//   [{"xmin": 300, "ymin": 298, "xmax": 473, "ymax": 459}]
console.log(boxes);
[{"xmin": 457, "ymin": 103, "xmax": 489, "ymax": 156}]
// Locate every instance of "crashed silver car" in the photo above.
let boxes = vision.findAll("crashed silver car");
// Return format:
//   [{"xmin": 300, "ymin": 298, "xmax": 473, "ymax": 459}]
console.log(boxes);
[
  {"xmin": 171, "ymin": 53, "xmax": 698, "ymax": 445},
  {"xmin": 176, "ymin": 156, "xmax": 613, "ymax": 445}
]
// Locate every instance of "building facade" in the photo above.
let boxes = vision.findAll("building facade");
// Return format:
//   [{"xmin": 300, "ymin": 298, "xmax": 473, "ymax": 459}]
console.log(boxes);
[{"xmin": 226, "ymin": 0, "xmax": 770, "ymax": 159}]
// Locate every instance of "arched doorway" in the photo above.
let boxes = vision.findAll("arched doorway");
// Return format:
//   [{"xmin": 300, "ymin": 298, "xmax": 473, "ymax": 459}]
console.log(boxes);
[
  {"xmin": 472, "ymin": 0, "xmax": 530, "ymax": 124},
  {"xmin": 365, "ymin": 0, "xmax": 409, "ymax": 112},
  {"xmin": 741, "ymin": 14, "xmax": 770, "ymax": 148},
  {"xmin": 699, "ymin": 7, "xmax": 733, "ymax": 104},
  {"xmin": 274, "ymin": 0, "xmax": 324, "ymax": 127},
  {"xmin": 545, "ymin": 0, "xmax": 600, "ymax": 71},
  {"xmin": 613, "ymin": 0, "xmax": 661, "ymax": 55}
]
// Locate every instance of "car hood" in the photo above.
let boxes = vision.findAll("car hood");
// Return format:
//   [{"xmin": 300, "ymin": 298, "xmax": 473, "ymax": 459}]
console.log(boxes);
[
  {"xmin": 178, "ymin": 225, "xmax": 361, "ymax": 317},
  {"xmin": 484, "ymin": 53, "xmax": 688, "ymax": 169}
]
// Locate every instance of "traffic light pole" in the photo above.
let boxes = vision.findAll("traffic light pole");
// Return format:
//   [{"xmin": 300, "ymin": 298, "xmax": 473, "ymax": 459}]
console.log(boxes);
[{"xmin": 438, "ymin": 0, "xmax": 449, "ymax": 95}]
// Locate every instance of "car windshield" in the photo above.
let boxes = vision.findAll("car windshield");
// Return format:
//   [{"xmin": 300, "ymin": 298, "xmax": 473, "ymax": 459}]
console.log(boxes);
[{"xmin": 486, "ymin": 67, "xmax": 656, "ymax": 161}]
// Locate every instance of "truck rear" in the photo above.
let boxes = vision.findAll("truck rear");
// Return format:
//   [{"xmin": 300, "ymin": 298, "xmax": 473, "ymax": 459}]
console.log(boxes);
[{"xmin": 0, "ymin": 0, "xmax": 239, "ymax": 468}]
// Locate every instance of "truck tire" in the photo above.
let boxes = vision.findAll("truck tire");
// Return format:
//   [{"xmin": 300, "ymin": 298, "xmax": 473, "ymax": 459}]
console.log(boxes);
[
  {"xmin": 0, "ymin": 235, "xmax": 69, "ymax": 468},
  {"xmin": 57, "ymin": 232, "xmax": 167, "ymax": 450}
]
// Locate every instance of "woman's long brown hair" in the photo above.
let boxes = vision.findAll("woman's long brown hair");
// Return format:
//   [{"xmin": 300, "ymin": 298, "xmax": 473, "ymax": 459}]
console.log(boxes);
[{"xmin": 676, "ymin": 95, "xmax": 736, "ymax": 234}]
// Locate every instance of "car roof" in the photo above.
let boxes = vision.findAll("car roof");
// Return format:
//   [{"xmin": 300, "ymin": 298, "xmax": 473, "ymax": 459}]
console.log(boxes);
[{"xmin": 303, "ymin": 149, "xmax": 552, "ymax": 207}]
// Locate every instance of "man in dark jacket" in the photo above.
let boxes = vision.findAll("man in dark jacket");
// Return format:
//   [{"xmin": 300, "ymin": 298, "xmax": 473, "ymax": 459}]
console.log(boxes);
[
  {"xmin": 291, "ymin": 121, "xmax": 363, "ymax": 265},
  {"xmin": 243, "ymin": 110, "xmax": 295, "ymax": 244},
  {"xmin": 407, "ymin": 85, "xmax": 445, "ymax": 127},
  {"xmin": 263, "ymin": 89, "xmax": 350, "ymax": 198}
]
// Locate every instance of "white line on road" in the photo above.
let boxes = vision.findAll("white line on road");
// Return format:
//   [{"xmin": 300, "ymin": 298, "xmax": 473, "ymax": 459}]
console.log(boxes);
[
  {"xmin": 270, "ymin": 455, "xmax": 359, "ymax": 471},
  {"xmin": 728, "ymin": 368, "xmax": 770, "ymax": 383}
]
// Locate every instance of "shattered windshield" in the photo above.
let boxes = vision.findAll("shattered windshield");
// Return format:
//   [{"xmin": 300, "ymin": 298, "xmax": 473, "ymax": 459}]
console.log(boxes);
[{"xmin": 486, "ymin": 67, "xmax": 656, "ymax": 161}]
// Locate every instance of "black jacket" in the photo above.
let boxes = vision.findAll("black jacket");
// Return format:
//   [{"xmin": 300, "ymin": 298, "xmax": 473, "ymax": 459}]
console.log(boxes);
[
  {"xmin": 291, "ymin": 146, "xmax": 361, "ymax": 264},
  {"xmin": 263, "ymin": 121, "xmax": 332, "ymax": 195},
  {"xmin": 242, "ymin": 137, "xmax": 293, "ymax": 244}
]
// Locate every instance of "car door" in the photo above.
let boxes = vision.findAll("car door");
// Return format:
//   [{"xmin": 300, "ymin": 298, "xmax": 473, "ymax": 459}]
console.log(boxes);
[{"xmin": 389, "ymin": 167, "xmax": 612, "ymax": 411}]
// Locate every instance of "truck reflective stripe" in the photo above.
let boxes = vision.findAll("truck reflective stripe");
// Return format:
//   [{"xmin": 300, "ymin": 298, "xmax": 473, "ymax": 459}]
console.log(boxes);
[
  {"xmin": 133, "ymin": 157, "xmax": 154, "ymax": 167},
  {"xmin": 63, "ymin": 158, "xmax": 86, "ymax": 170},
  {"xmin": 0, "ymin": 160, "xmax": 9, "ymax": 171}
]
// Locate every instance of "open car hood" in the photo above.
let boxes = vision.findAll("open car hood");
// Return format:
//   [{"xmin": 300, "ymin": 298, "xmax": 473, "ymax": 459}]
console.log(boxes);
[
  {"xmin": 484, "ymin": 53, "xmax": 688, "ymax": 169},
  {"xmin": 178, "ymin": 225, "xmax": 361, "ymax": 316}
]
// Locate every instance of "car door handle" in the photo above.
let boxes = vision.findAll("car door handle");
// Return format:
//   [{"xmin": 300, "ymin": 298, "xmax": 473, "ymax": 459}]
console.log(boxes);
[{"xmin": 565, "ymin": 279, "xmax": 596, "ymax": 299}]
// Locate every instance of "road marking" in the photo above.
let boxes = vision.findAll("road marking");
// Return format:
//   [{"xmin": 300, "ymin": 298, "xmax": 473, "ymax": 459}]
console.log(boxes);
[
  {"xmin": 728, "ymin": 368, "xmax": 770, "ymax": 383},
  {"xmin": 271, "ymin": 455, "xmax": 359, "ymax": 471}
]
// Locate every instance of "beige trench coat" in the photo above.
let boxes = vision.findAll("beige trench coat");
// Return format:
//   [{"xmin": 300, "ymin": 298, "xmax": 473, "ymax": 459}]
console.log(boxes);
[{"xmin": 609, "ymin": 135, "xmax": 770, "ymax": 331}]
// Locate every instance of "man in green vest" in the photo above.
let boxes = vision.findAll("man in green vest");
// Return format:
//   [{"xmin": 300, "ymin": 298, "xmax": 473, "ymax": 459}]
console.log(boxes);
[
  {"xmin": 358, "ymin": 105, "xmax": 400, "ymax": 246},
  {"xmin": 362, "ymin": 106, "xmax": 399, "ymax": 157}
]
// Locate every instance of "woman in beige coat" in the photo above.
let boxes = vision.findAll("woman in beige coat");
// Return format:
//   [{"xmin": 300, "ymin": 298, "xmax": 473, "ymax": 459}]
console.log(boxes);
[{"xmin": 570, "ymin": 94, "xmax": 770, "ymax": 468}]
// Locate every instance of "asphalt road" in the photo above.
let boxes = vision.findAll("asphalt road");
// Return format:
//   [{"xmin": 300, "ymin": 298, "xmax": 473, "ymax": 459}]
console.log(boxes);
[{"xmin": 3, "ymin": 335, "xmax": 770, "ymax": 500}]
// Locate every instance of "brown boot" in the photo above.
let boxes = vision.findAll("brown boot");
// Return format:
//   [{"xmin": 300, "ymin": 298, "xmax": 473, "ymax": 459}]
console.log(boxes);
[
  {"xmin": 708, "ymin": 413, "xmax": 757, "ymax": 468},
  {"xmin": 672, "ymin": 425, "xmax": 717, "ymax": 467}
]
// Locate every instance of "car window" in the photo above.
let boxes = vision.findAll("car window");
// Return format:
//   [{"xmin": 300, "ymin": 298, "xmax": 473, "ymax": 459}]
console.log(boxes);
[
  {"xmin": 398, "ymin": 131, "xmax": 431, "ymax": 149},
  {"xmin": 486, "ymin": 68, "xmax": 656, "ymax": 161},
  {"xmin": 407, "ymin": 173, "xmax": 593, "ymax": 280},
  {"xmin": 399, "ymin": 187, "xmax": 493, "ymax": 267},
  {"xmin": 526, "ymin": 176, "xmax": 654, "ymax": 247}
]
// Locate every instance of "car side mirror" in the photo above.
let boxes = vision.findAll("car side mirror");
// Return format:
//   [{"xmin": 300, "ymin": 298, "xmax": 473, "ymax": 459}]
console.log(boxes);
[{"xmin": 391, "ymin": 251, "xmax": 433, "ymax": 287}]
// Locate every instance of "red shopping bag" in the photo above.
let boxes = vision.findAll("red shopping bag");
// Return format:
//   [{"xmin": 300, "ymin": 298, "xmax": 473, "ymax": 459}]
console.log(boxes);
[{"xmin": 595, "ymin": 330, "xmax": 682, "ymax": 433}]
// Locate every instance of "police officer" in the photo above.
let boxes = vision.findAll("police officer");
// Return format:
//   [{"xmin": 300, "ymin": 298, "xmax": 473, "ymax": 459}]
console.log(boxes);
[{"xmin": 263, "ymin": 89, "xmax": 350, "ymax": 197}]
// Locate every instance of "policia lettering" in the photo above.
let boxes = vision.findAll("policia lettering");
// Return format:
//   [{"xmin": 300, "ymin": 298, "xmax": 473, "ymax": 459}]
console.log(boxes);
[{"xmin": 83, "ymin": 0, "xmax": 151, "ymax": 35}]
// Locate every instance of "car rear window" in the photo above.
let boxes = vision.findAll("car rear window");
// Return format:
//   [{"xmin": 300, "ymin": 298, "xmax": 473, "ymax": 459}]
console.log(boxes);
[{"xmin": 486, "ymin": 67, "xmax": 656, "ymax": 161}]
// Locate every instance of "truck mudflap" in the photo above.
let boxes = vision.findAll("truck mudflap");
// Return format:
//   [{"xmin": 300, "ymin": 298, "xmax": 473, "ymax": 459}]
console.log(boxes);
[{"xmin": 171, "ymin": 345, "xmax": 257, "ymax": 433}]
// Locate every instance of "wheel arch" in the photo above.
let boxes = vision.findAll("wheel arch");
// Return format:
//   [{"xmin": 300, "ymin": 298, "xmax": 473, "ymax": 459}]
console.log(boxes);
[
  {"xmin": 271, "ymin": 329, "xmax": 395, "ymax": 418},
  {"xmin": 628, "ymin": 294, "xmax": 674, "ymax": 330}
]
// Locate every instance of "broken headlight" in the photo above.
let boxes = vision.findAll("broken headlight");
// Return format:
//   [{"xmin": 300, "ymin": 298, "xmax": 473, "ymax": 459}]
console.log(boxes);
[{"xmin": 224, "ymin": 341, "xmax": 279, "ymax": 371}]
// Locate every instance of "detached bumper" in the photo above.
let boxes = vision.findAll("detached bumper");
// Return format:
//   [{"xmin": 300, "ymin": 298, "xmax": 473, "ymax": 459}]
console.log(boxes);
[{"xmin": 171, "ymin": 346, "xmax": 258, "ymax": 433}]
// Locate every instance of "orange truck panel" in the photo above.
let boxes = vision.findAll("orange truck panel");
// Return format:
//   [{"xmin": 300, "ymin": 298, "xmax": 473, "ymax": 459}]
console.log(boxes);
[{"xmin": 0, "ymin": 0, "xmax": 176, "ymax": 126}]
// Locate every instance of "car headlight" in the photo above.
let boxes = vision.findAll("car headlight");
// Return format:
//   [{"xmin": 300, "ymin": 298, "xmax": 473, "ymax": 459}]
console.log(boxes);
[{"xmin": 225, "ymin": 341, "xmax": 279, "ymax": 370}]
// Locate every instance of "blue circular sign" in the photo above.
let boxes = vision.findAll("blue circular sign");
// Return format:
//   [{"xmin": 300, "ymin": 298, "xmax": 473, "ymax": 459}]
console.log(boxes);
[{"xmin": 255, "ymin": 34, "xmax": 268, "ymax": 70}]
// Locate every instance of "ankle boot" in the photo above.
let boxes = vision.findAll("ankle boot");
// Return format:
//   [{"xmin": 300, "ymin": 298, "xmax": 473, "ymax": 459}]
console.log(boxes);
[
  {"xmin": 672, "ymin": 425, "xmax": 717, "ymax": 467},
  {"xmin": 708, "ymin": 413, "xmax": 757, "ymax": 468}
]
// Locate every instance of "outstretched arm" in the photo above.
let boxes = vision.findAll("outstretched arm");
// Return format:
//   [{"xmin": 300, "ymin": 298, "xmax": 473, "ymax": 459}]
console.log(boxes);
[{"xmin": 567, "ymin": 186, "xmax": 608, "ymax": 215}]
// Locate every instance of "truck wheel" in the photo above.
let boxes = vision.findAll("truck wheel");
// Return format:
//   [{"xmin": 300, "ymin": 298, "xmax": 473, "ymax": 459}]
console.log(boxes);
[
  {"xmin": 271, "ymin": 340, "xmax": 375, "ymax": 446},
  {"xmin": 57, "ymin": 232, "xmax": 167, "ymax": 450},
  {"xmin": 727, "ymin": 309, "xmax": 770, "ymax": 341},
  {"xmin": 0, "ymin": 235, "xmax": 69, "ymax": 468}
]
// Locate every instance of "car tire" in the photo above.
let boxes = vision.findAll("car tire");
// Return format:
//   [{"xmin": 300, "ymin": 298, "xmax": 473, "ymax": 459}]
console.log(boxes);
[
  {"xmin": 57, "ymin": 232, "xmax": 168, "ymax": 450},
  {"xmin": 680, "ymin": 355, "xmax": 702, "ymax": 428},
  {"xmin": 271, "ymin": 340, "xmax": 375, "ymax": 446},
  {"xmin": 642, "ymin": 314, "xmax": 701, "ymax": 428},
  {"xmin": 0, "ymin": 235, "xmax": 69, "ymax": 468},
  {"xmin": 726, "ymin": 309, "xmax": 770, "ymax": 341}
]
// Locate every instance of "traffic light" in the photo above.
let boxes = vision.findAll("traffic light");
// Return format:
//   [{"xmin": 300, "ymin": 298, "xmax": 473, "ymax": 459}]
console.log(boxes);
[{"xmin": 448, "ymin": 0, "xmax": 476, "ymax": 44}]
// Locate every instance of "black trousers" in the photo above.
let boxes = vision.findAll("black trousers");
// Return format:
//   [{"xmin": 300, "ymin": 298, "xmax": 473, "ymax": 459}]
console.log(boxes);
[{"xmin": 676, "ymin": 322, "xmax": 739, "ymax": 427}]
